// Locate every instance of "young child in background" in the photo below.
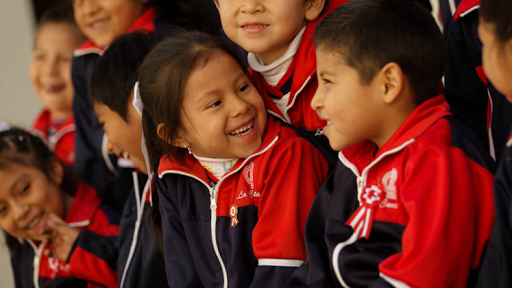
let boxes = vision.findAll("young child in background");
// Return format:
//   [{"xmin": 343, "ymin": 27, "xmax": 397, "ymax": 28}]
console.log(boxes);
[
  {"xmin": 287, "ymin": 0, "xmax": 495, "ymax": 287},
  {"xmin": 88, "ymin": 31, "xmax": 168, "ymax": 288},
  {"xmin": 214, "ymin": 0, "xmax": 348, "ymax": 166},
  {"xmin": 70, "ymin": 0, "xmax": 171, "ymax": 213},
  {"xmin": 139, "ymin": 32, "xmax": 329, "ymax": 288},
  {"xmin": 475, "ymin": 0, "xmax": 512, "ymax": 286},
  {"xmin": 0, "ymin": 127, "xmax": 119, "ymax": 288},
  {"xmin": 30, "ymin": 7, "xmax": 85, "ymax": 168}
]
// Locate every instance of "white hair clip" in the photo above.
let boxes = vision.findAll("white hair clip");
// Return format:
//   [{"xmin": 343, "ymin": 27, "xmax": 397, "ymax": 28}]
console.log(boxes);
[
  {"xmin": 132, "ymin": 81, "xmax": 154, "ymax": 205},
  {"xmin": 0, "ymin": 121, "xmax": 11, "ymax": 133}
]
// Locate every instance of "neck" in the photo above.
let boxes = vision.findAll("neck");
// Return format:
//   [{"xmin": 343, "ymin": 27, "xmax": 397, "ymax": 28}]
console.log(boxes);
[
  {"xmin": 49, "ymin": 109, "xmax": 72, "ymax": 121},
  {"xmin": 373, "ymin": 99, "xmax": 416, "ymax": 148}
]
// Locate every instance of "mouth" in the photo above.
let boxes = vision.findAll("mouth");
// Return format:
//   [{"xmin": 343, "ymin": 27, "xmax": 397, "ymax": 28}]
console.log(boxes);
[
  {"xmin": 42, "ymin": 84, "xmax": 65, "ymax": 94},
  {"xmin": 25, "ymin": 211, "xmax": 45, "ymax": 231},
  {"xmin": 89, "ymin": 17, "xmax": 110, "ymax": 31},
  {"xmin": 119, "ymin": 151, "xmax": 131, "ymax": 160},
  {"xmin": 229, "ymin": 120, "xmax": 254, "ymax": 136},
  {"xmin": 241, "ymin": 23, "xmax": 269, "ymax": 33}
]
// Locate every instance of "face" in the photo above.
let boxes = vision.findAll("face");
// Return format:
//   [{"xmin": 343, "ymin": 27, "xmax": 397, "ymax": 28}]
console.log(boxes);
[
  {"xmin": 29, "ymin": 23, "xmax": 83, "ymax": 119},
  {"xmin": 175, "ymin": 51, "xmax": 267, "ymax": 159},
  {"xmin": 73, "ymin": 0, "xmax": 144, "ymax": 48},
  {"xmin": 478, "ymin": 20, "xmax": 512, "ymax": 102},
  {"xmin": 94, "ymin": 92, "xmax": 146, "ymax": 173},
  {"xmin": 0, "ymin": 162, "xmax": 65, "ymax": 242},
  {"xmin": 215, "ymin": 0, "xmax": 323, "ymax": 65},
  {"xmin": 311, "ymin": 47, "xmax": 383, "ymax": 150}
]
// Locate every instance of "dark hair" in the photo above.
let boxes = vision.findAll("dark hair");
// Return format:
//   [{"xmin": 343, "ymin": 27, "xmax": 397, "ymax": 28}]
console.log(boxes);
[
  {"xmin": 139, "ymin": 31, "xmax": 246, "ymax": 173},
  {"xmin": 39, "ymin": 6, "xmax": 77, "ymax": 27},
  {"xmin": 88, "ymin": 31, "xmax": 161, "ymax": 120},
  {"xmin": 480, "ymin": 0, "xmax": 512, "ymax": 44},
  {"xmin": 0, "ymin": 128, "xmax": 67, "ymax": 254},
  {"xmin": 314, "ymin": 0, "xmax": 445, "ymax": 104}
]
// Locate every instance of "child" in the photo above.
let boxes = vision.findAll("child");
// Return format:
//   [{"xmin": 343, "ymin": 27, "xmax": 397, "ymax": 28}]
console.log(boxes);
[
  {"xmin": 70, "ymin": 0, "xmax": 172, "ymax": 213},
  {"xmin": 30, "ymin": 7, "xmax": 85, "ymax": 167},
  {"xmin": 0, "ymin": 127, "xmax": 119, "ymax": 288},
  {"xmin": 475, "ymin": 0, "xmax": 512, "ymax": 286},
  {"xmin": 287, "ymin": 0, "xmax": 495, "ymax": 287},
  {"xmin": 88, "ymin": 31, "xmax": 168, "ymax": 288},
  {"xmin": 138, "ymin": 31, "xmax": 329, "ymax": 287},
  {"xmin": 213, "ymin": 0, "xmax": 348, "ymax": 166}
]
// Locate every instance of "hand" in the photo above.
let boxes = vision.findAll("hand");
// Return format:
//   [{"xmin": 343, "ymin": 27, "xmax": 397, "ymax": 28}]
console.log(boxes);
[{"xmin": 42, "ymin": 213, "xmax": 80, "ymax": 262}]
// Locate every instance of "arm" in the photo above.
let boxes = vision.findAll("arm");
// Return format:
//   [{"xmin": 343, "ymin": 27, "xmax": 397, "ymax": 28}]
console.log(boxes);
[
  {"xmin": 157, "ymin": 176, "xmax": 204, "ymax": 288},
  {"xmin": 250, "ymin": 137, "xmax": 329, "ymax": 288},
  {"xmin": 370, "ymin": 147, "xmax": 494, "ymax": 287}
]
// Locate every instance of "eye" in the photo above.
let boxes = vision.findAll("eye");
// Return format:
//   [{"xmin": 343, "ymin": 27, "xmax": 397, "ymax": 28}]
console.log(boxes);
[
  {"xmin": 207, "ymin": 100, "xmax": 222, "ymax": 109},
  {"xmin": 238, "ymin": 84, "xmax": 250, "ymax": 93},
  {"xmin": 19, "ymin": 184, "xmax": 30, "ymax": 195},
  {"xmin": 321, "ymin": 78, "xmax": 332, "ymax": 84},
  {"xmin": 0, "ymin": 206, "xmax": 6, "ymax": 215},
  {"xmin": 34, "ymin": 53, "xmax": 45, "ymax": 61}
]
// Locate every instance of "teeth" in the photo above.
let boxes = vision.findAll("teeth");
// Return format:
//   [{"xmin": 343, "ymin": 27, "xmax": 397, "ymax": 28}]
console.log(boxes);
[
  {"xmin": 327, "ymin": 121, "xmax": 332, "ymax": 125},
  {"xmin": 26, "ymin": 212, "xmax": 43, "ymax": 229},
  {"xmin": 244, "ymin": 25, "xmax": 267, "ymax": 28},
  {"xmin": 230, "ymin": 123, "xmax": 253, "ymax": 136},
  {"xmin": 121, "ymin": 151, "xmax": 130, "ymax": 159}
]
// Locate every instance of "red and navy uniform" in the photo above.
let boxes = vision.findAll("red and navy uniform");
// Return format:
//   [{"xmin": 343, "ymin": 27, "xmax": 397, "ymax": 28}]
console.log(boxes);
[
  {"xmin": 249, "ymin": 0, "xmax": 348, "ymax": 168},
  {"xmin": 31, "ymin": 109, "xmax": 75, "ymax": 166},
  {"xmin": 477, "ymin": 131, "xmax": 512, "ymax": 287},
  {"xmin": 11, "ymin": 183, "xmax": 120, "ymax": 288},
  {"xmin": 157, "ymin": 117, "xmax": 329, "ymax": 288},
  {"xmin": 117, "ymin": 171, "xmax": 168, "ymax": 288},
  {"xmin": 72, "ymin": 8, "xmax": 171, "ymax": 212},
  {"xmin": 445, "ymin": 0, "xmax": 512, "ymax": 162},
  {"xmin": 287, "ymin": 95, "xmax": 495, "ymax": 287}
]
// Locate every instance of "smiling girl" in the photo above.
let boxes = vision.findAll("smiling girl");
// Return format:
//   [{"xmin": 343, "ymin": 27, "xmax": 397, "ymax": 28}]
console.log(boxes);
[
  {"xmin": 139, "ymin": 31, "xmax": 329, "ymax": 287},
  {"xmin": 0, "ymin": 127, "xmax": 119, "ymax": 288}
]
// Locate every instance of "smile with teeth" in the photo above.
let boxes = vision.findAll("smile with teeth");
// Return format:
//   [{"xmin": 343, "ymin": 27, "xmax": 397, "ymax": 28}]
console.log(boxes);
[
  {"xmin": 229, "ymin": 122, "xmax": 254, "ymax": 136},
  {"xmin": 120, "ymin": 151, "xmax": 130, "ymax": 159},
  {"xmin": 25, "ymin": 212, "xmax": 44, "ymax": 230},
  {"xmin": 242, "ymin": 24, "xmax": 268, "ymax": 28},
  {"xmin": 90, "ymin": 18, "xmax": 109, "ymax": 30}
]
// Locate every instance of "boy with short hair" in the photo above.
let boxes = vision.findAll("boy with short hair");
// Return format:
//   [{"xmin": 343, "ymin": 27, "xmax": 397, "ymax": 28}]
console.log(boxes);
[
  {"xmin": 30, "ymin": 7, "xmax": 85, "ymax": 167},
  {"xmin": 88, "ymin": 31, "xmax": 168, "ymax": 288},
  {"xmin": 213, "ymin": 0, "xmax": 348, "ymax": 165},
  {"xmin": 287, "ymin": 0, "xmax": 495, "ymax": 287}
]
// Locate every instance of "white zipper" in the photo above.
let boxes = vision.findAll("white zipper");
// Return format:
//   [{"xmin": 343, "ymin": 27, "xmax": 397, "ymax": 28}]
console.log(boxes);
[
  {"xmin": 28, "ymin": 240, "xmax": 43, "ymax": 288},
  {"xmin": 267, "ymin": 110, "xmax": 288, "ymax": 124},
  {"xmin": 158, "ymin": 136, "xmax": 279, "ymax": 288},
  {"xmin": 338, "ymin": 140, "xmax": 415, "ymax": 204}
]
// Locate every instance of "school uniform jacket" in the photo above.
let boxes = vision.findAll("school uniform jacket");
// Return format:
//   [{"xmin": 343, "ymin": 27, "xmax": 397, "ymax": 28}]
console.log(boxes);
[
  {"xmin": 11, "ymin": 183, "xmax": 120, "ymax": 288},
  {"xmin": 72, "ymin": 8, "xmax": 169, "ymax": 212},
  {"xmin": 445, "ymin": 0, "xmax": 512, "ymax": 162},
  {"xmin": 248, "ymin": 0, "xmax": 349, "ymax": 168},
  {"xmin": 31, "ymin": 109, "xmax": 75, "ymax": 166},
  {"xmin": 117, "ymin": 171, "xmax": 168, "ymax": 288},
  {"xmin": 286, "ymin": 95, "xmax": 495, "ymax": 288},
  {"xmin": 157, "ymin": 117, "xmax": 329, "ymax": 288}
]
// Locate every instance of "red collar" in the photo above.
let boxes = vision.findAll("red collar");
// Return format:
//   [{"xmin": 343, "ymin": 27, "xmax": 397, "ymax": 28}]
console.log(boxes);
[
  {"xmin": 74, "ymin": 8, "xmax": 157, "ymax": 57},
  {"xmin": 454, "ymin": 0, "xmax": 480, "ymax": 21},
  {"xmin": 342, "ymin": 95, "xmax": 451, "ymax": 169},
  {"xmin": 158, "ymin": 116, "xmax": 281, "ymax": 181},
  {"xmin": 64, "ymin": 183, "xmax": 101, "ymax": 226},
  {"xmin": 31, "ymin": 109, "xmax": 74, "ymax": 137}
]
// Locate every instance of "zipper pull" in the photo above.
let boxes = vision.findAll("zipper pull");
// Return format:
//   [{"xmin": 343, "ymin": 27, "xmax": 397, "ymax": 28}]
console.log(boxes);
[
  {"xmin": 210, "ymin": 184, "xmax": 217, "ymax": 210},
  {"xmin": 356, "ymin": 177, "xmax": 363, "ymax": 193}
]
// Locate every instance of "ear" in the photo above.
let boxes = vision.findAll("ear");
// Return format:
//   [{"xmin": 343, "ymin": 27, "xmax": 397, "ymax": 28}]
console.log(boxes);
[
  {"xmin": 212, "ymin": 0, "xmax": 220, "ymax": 10},
  {"xmin": 47, "ymin": 158, "xmax": 64, "ymax": 186},
  {"xmin": 305, "ymin": 0, "xmax": 326, "ymax": 21},
  {"xmin": 157, "ymin": 123, "xmax": 190, "ymax": 149},
  {"xmin": 379, "ymin": 62, "xmax": 403, "ymax": 104}
]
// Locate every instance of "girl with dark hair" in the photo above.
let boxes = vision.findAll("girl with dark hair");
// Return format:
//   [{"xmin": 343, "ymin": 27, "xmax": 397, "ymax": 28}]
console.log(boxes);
[
  {"xmin": 139, "ymin": 31, "xmax": 329, "ymax": 288},
  {"xmin": 476, "ymin": 1, "xmax": 512, "ymax": 286},
  {"xmin": 0, "ymin": 127, "xmax": 119, "ymax": 288}
]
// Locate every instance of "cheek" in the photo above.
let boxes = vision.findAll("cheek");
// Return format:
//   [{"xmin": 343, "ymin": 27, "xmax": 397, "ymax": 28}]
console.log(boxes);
[{"xmin": 29, "ymin": 62, "xmax": 40, "ymax": 87}]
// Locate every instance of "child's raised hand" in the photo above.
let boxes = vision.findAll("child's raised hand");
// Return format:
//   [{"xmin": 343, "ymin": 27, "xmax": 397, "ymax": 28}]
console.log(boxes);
[{"xmin": 42, "ymin": 213, "xmax": 80, "ymax": 262}]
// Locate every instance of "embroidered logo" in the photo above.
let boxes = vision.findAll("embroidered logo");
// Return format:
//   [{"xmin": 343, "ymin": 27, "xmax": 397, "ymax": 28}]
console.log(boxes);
[
  {"xmin": 230, "ymin": 204, "xmax": 239, "ymax": 227},
  {"xmin": 381, "ymin": 168, "xmax": 397, "ymax": 200},
  {"xmin": 346, "ymin": 185, "xmax": 383, "ymax": 239},
  {"xmin": 243, "ymin": 162, "xmax": 254, "ymax": 190}
]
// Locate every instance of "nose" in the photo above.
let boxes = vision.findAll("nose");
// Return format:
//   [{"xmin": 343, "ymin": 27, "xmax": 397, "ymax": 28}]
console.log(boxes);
[
  {"xmin": 230, "ymin": 94, "xmax": 251, "ymax": 118},
  {"xmin": 42, "ymin": 56, "xmax": 59, "ymax": 76},
  {"xmin": 12, "ymin": 201, "xmax": 29, "ymax": 223},
  {"xmin": 311, "ymin": 83, "xmax": 325, "ymax": 112},
  {"xmin": 81, "ymin": 0, "xmax": 101, "ymax": 16},
  {"xmin": 241, "ymin": 0, "xmax": 264, "ymax": 14}
]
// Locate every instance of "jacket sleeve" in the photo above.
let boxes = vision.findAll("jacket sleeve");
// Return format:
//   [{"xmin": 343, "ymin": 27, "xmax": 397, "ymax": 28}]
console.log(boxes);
[
  {"xmin": 476, "ymin": 144, "xmax": 512, "ymax": 287},
  {"xmin": 157, "ymin": 176, "xmax": 204, "ymax": 288},
  {"xmin": 250, "ymin": 137, "xmax": 329, "ymax": 288},
  {"xmin": 367, "ymin": 146, "xmax": 495, "ymax": 287},
  {"xmin": 67, "ymin": 203, "xmax": 121, "ymax": 288}
]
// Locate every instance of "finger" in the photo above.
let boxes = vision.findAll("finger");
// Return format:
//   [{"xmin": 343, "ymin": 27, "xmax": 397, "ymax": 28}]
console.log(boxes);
[{"xmin": 47, "ymin": 213, "xmax": 66, "ymax": 225}]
